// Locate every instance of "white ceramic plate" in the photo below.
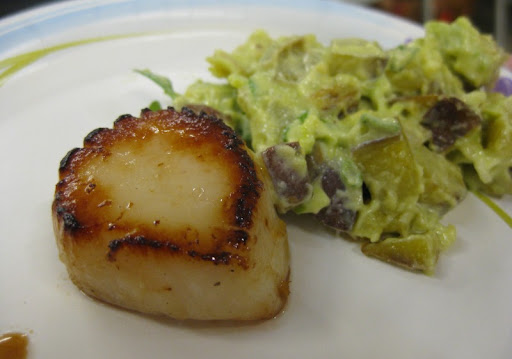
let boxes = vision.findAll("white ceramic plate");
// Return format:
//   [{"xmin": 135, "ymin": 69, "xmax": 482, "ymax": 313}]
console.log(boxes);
[{"xmin": 1, "ymin": 1, "xmax": 511, "ymax": 358}]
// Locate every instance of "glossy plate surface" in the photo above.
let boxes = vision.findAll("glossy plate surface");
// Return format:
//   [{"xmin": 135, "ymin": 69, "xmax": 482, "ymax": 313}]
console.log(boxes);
[{"xmin": 0, "ymin": 1, "xmax": 511, "ymax": 358}]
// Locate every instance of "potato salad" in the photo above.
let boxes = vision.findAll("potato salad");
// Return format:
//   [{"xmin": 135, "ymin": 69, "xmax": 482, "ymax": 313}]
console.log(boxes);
[{"xmin": 140, "ymin": 17, "xmax": 511, "ymax": 274}]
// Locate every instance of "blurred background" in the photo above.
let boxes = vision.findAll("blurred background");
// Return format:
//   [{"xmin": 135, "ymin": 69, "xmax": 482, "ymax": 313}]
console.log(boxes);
[
  {"xmin": 370, "ymin": 0, "xmax": 511, "ymax": 51},
  {"xmin": 0, "ymin": 0, "xmax": 511, "ymax": 51}
]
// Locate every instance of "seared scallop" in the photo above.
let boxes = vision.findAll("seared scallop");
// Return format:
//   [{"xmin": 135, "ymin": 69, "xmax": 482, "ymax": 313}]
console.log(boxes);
[{"xmin": 52, "ymin": 107, "xmax": 290, "ymax": 320}]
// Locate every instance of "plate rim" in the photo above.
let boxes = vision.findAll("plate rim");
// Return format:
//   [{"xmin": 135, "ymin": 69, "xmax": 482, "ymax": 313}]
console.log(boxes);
[{"xmin": 0, "ymin": 0, "xmax": 424, "ymax": 58}]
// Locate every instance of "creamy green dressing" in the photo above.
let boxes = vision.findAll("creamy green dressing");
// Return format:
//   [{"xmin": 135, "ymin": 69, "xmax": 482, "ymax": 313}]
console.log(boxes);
[{"xmin": 0, "ymin": 33, "xmax": 148, "ymax": 85}]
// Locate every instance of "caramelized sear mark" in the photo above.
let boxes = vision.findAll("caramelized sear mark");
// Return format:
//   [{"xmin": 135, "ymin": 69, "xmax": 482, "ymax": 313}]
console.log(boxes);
[
  {"xmin": 58, "ymin": 148, "xmax": 80, "ymax": 172},
  {"xmin": 53, "ymin": 107, "xmax": 262, "ymax": 268},
  {"xmin": 184, "ymin": 104, "xmax": 231, "ymax": 124},
  {"xmin": 107, "ymin": 234, "xmax": 248, "ymax": 268}
]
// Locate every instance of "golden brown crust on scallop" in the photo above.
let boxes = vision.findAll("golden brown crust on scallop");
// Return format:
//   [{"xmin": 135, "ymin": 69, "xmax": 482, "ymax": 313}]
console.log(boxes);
[
  {"xmin": 54, "ymin": 107, "xmax": 261, "ymax": 268},
  {"xmin": 52, "ymin": 107, "xmax": 290, "ymax": 320}
]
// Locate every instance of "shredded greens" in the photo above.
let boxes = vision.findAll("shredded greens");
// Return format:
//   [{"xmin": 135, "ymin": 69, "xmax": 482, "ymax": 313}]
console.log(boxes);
[
  {"xmin": 472, "ymin": 191, "xmax": 512, "ymax": 229},
  {"xmin": 134, "ymin": 69, "xmax": 179, "ymax": 100}
]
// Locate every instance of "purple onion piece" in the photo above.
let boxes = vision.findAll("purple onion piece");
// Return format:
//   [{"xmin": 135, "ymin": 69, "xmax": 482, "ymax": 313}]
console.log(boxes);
[{"xmin": 493, "ymin": 77, "xmax": 512, "ymax": 96}]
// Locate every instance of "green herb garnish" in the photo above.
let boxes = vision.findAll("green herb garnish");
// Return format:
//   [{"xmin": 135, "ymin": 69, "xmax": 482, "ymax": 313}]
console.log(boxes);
[{"xmin": 134, "ymin": 69, "xmax": 179, "ymax": 100}]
